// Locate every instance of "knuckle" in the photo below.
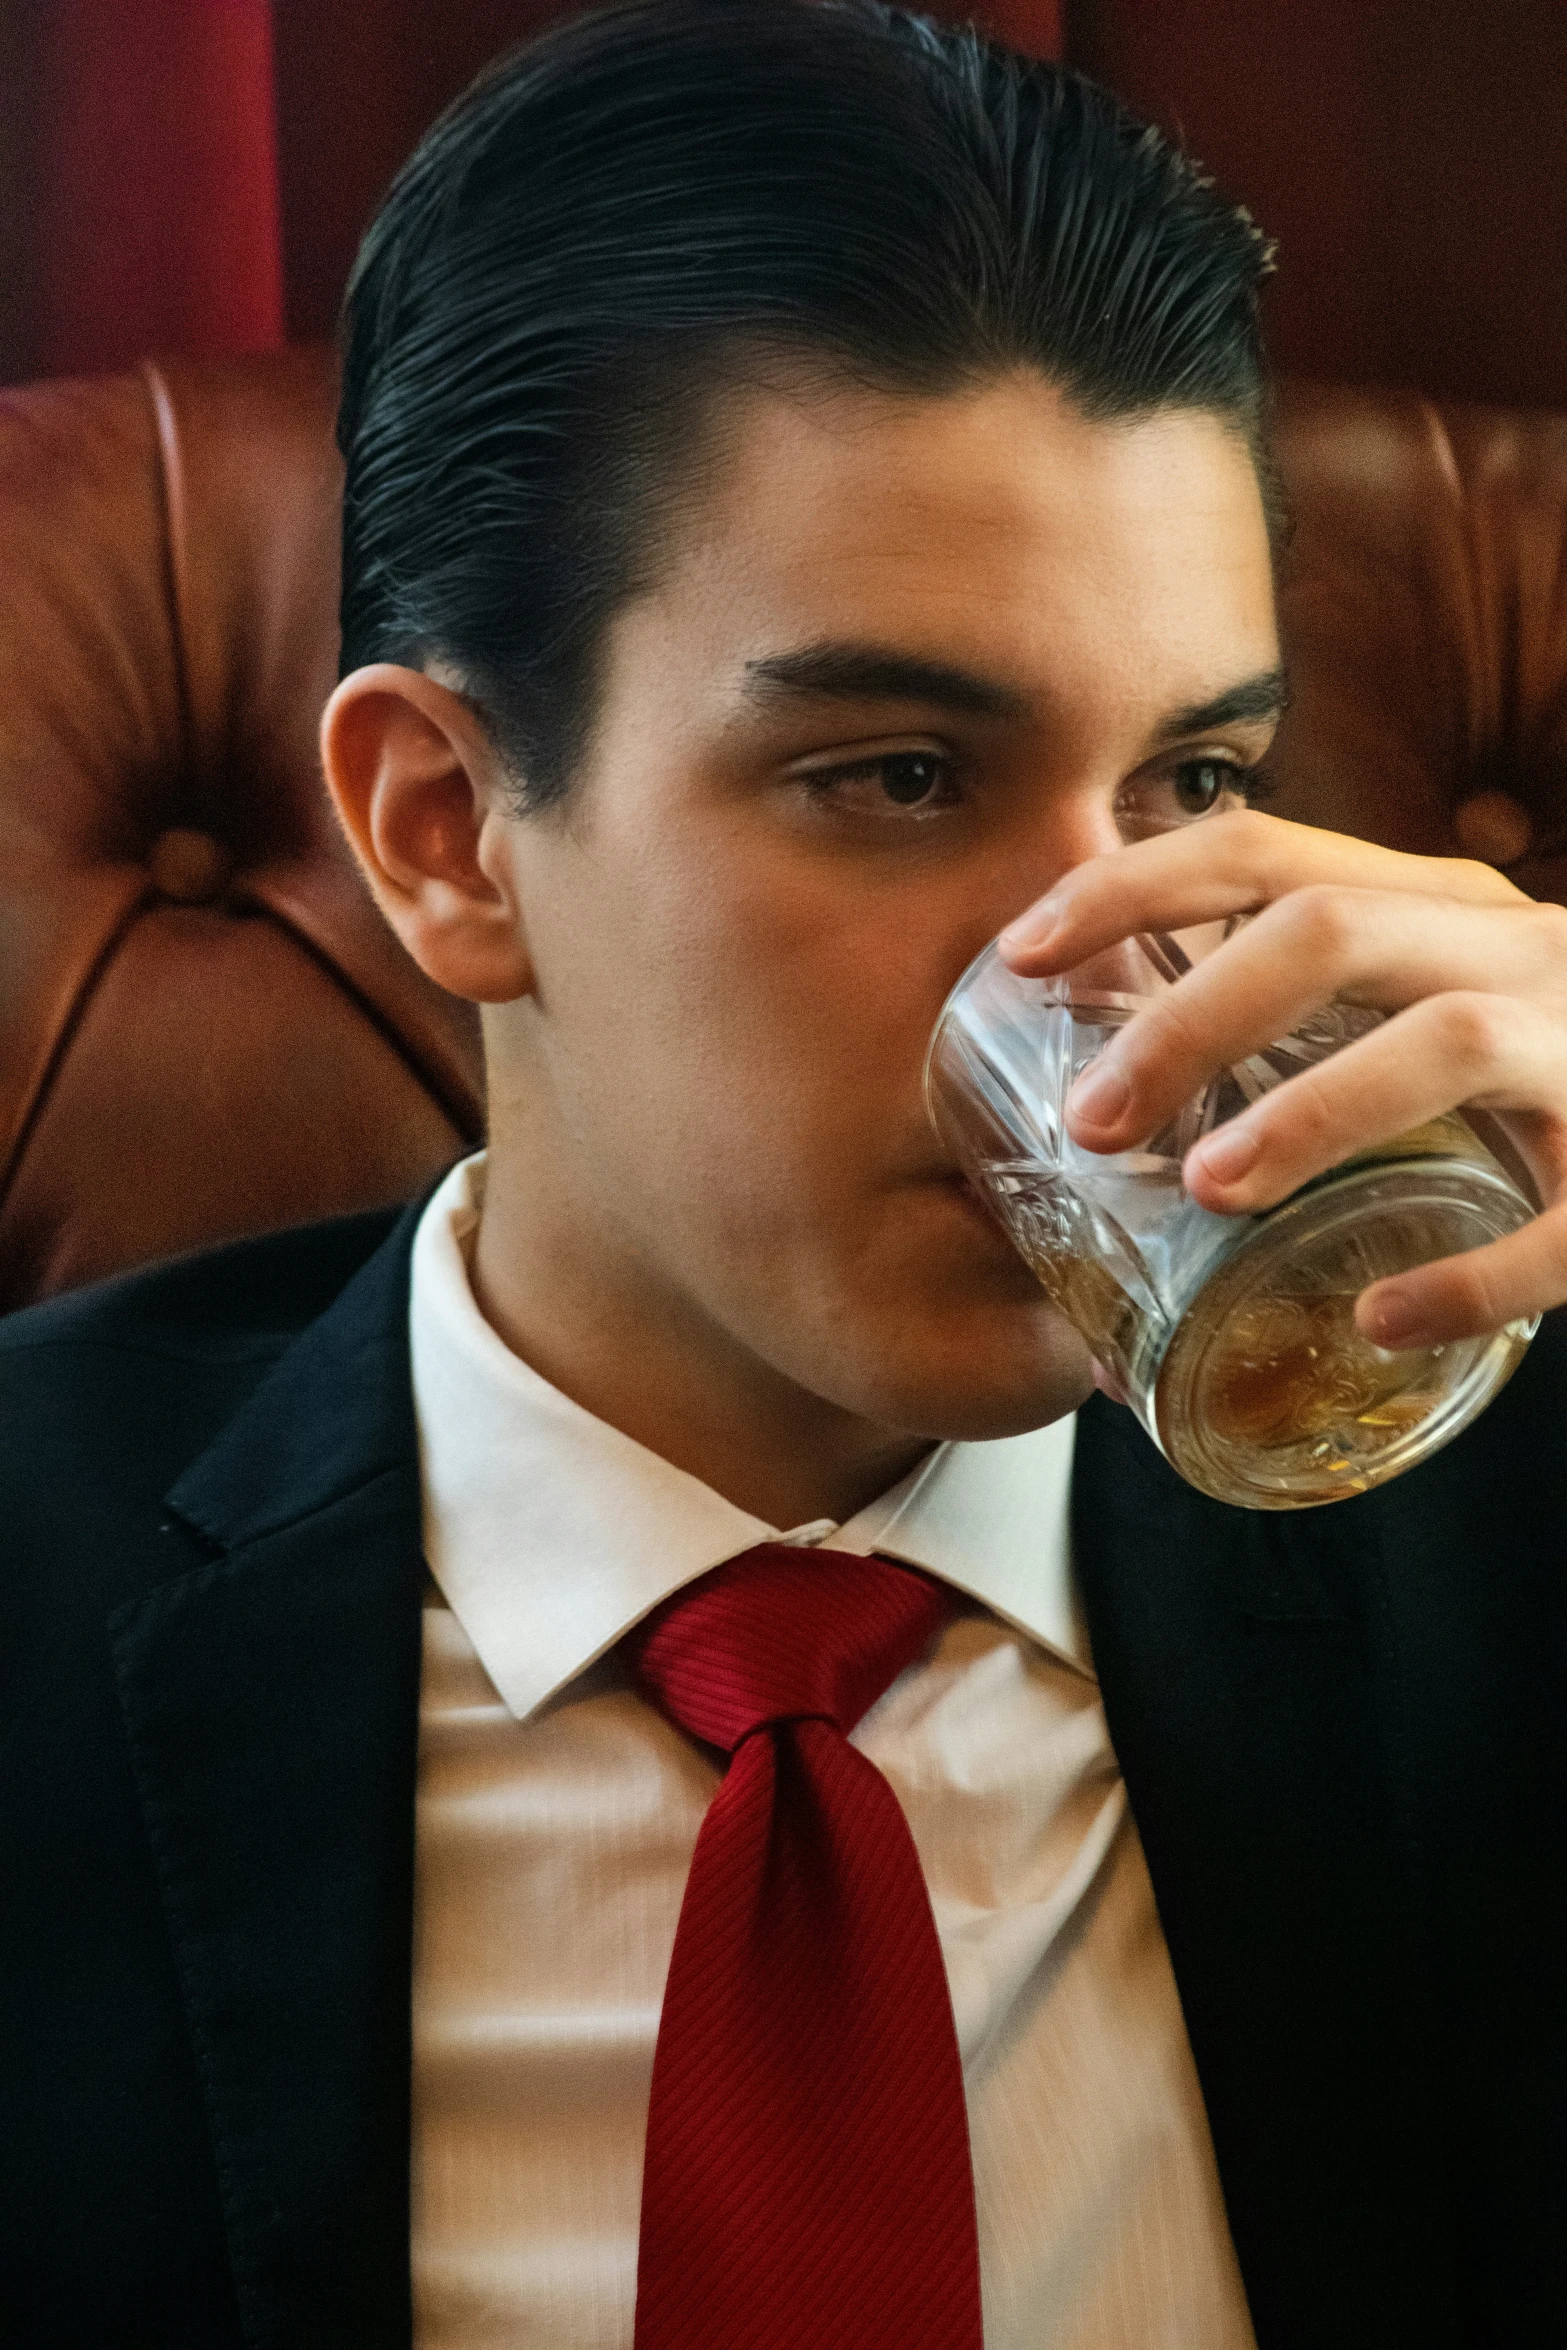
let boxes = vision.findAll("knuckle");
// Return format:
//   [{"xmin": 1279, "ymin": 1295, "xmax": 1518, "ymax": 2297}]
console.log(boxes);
[
  {"xmin": 1528, "ymin": 898, "xmax": 1567, "ymax": 971},
  {"xmin": 1276, "ymin": 1064, "xmax": 1344, "ymax": 1152},
  {"xmin": 1432, "ymin": 990, "xmax": 1513, "ymax": 1075},
  {"xmin": 1447, "ymin": 855, "xmax": 1513, "ymax": 899},
  {"xmin": 1136, "ymin": 994, "xmax": 1205, "ymax": 1073},
  {"xmin": 1282, "ymin": 883, "xmax": 1358, "ymax": 961}
]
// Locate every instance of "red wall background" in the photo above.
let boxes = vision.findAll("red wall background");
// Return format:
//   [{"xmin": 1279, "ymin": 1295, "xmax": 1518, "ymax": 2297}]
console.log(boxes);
[
  {"xmin": 271, "ymin": 0, "xmax": 1060, "ymax": 346},
  {"xmin": 1070, "ymin": 0, "xmax": 1567, "ymax": 413},
  {"xmin": 1, "ymin": 0, "xmax": 1561, "ymax": 409}
]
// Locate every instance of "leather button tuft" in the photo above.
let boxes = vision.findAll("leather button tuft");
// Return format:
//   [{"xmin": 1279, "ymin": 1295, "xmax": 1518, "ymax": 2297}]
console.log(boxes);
[
  {"xmin": 148, "ymin": 828, "xmax": 232, "ymax": 905},
  {"xmin": 1453, "ymin": 791, "xmax": 1534, "ymax": 869}
]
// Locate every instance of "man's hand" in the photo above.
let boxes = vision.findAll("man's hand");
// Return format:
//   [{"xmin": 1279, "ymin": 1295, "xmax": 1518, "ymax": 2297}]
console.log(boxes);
[{"xmin": 998, "ymin": 810, "xmax": 1567, "ymax": 1352}]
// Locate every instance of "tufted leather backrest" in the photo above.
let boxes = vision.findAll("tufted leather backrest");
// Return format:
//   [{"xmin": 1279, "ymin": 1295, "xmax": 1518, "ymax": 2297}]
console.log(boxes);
[
  {"xmin": 0, "ymin": 349, "xmax": 482, "ymax": 1309},
  {"xmin": 1, "ymin": 351, "xmax": 1564, "ymax": 1310},
  {"xmin": 1265, "ymin": 383, "xmax": 1567, "ymax": 897}
]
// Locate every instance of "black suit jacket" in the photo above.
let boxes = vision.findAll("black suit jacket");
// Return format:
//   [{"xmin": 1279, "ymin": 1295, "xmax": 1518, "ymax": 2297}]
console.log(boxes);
[{"xmin": 1, "ymin": 1200, "xmax": 1563, "ymax": 2349}]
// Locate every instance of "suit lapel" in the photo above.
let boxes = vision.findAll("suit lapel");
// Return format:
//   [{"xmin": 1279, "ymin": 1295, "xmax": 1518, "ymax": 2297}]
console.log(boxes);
[
  {"xmin": 1072, "ymin": 1394, "xmax": 1461, "ymax": 2350},
  {"xmin": 110, "ymin": 1211, "xmax": 425, "ymax": 2350}
]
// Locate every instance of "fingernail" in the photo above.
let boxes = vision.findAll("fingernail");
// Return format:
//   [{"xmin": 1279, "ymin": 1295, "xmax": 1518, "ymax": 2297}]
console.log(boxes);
[
  {"xmin": 1000, "ymin": 896, "xmax": 1063, "ymax": 956},
  {"xmin": 1363, "ymin": 1289, "xmax": 1426, "ymax": 1350},
  {"xmin": 1192, "ymin": 1124, "xmax": 1259, "ymax": 1184},
  {"xmin": 1068, "ymin": 1061, "xmax": 1130, "ymax": 1124}
]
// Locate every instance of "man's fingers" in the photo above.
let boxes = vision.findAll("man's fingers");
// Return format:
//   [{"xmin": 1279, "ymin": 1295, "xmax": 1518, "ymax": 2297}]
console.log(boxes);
[
  {"xmin": 1000, "ymin": 808, "xmax": 1529, "ymax": 972},
  {"xmin": 1174, "ymin": 995, "xmax": 1567, "ymax": 1216},
  {"xmin": 1356, "ymin": 1210, "xmax": 1567, "ymax": 1350},
  {"xmin": 988, "ymin": 807, "xmax": 1567, "ymax": 1347},
  {"xmin": 1056, "ymin": 891, "xmax": 1567, "ymax": 1164}
]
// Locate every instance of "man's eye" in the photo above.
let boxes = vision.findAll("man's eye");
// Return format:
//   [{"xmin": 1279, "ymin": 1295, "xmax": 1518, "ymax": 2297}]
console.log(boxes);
[
  {"xmin": 804, "ymin": 749, "xmax": 960, "ymax": 816},
  {"xmin": 1113, "ymin": 757, "xmax": 1270, "ymax": 843},
  {"xmin": 877, "ymin": 751, "xmax": 952, "ymax": 806},
  {"xmin": 1172, "ymin": 758, "xmax": 1232, "ymax": 815}
]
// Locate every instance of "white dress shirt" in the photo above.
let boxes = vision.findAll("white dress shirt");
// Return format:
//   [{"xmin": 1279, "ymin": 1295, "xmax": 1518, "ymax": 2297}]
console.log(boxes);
[{"xmin": 408, "ymin": 1153, "xmax": 1256, "ymax": 2348}]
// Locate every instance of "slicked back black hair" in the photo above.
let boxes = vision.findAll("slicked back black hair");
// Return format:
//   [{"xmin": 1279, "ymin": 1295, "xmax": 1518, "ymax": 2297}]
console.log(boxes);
[{"xmin": 339, "ymin": 0, "xmax": 1274, "ymax": 806}]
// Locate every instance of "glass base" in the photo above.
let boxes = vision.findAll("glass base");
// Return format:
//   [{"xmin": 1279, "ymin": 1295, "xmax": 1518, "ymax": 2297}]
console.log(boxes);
[{"xmin": 1146, "ymin": 1156, "xmax": 1538, "ymax": 1510}]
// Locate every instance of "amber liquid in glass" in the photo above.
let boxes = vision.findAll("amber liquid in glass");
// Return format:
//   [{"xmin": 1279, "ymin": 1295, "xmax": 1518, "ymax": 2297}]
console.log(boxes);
[{"xmin": 989, "ymin": 1112, "xmax": 1524, "ymax": 1503}]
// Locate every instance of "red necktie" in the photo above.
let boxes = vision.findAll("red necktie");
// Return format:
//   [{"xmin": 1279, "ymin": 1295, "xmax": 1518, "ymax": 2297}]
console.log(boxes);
[{"xmin": 624, "ymin": 1541, "xmax": 984, "ymax": 2350}]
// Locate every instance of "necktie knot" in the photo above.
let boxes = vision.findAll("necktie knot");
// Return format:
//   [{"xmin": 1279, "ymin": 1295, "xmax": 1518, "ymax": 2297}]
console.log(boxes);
[{"xmin": 625, "ymin": 1541, "xmax": 948, "ymax": 1755}]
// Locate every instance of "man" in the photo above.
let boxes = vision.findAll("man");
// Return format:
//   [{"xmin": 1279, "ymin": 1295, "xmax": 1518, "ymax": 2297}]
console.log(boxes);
[{"xmin": 3, "ymin": 3, "xmax": 1564, "ymax": 2345}]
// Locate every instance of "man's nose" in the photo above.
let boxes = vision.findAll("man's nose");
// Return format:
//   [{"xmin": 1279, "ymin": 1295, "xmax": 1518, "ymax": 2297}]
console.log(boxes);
[{"xmin": 1001, "ymin": 787, "xmax": 1127, "ymax": 923}]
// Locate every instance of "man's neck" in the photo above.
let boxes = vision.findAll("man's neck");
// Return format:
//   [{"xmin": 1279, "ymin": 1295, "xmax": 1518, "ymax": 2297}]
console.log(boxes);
[{"xmin": 469, "ymin": 1150, "xmax": 935, "ymax": 1532}]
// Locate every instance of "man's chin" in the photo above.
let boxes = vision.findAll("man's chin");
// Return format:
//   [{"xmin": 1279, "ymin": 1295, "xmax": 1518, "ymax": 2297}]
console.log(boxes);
[
  {"xmin": 855, "ymin": 1306, "xmax": 1102, "ymax": 1445},
  {"xmin": 901, "ymin": 1372, "xmax": 1098, "ymax": 1445}
]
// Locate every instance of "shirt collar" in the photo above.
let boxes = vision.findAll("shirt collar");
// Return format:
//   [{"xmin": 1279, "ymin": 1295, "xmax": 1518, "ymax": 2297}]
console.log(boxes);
[{"xmin": 409, "ymin": 1154, "xmax": 1089, "ymax": 1720}]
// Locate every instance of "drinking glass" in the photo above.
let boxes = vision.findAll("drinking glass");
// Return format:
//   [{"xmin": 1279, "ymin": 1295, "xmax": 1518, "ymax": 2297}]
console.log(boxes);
[{"xmin": 925, "ymin": 927, "xmax": 1540, "ymax": 1510}]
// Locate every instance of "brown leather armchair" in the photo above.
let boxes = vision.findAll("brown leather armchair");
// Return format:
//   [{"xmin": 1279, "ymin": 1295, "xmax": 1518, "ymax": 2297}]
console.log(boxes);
[{"xmin": 2, "ymin": 349, "xmax": 1565, "ymax": 1312}]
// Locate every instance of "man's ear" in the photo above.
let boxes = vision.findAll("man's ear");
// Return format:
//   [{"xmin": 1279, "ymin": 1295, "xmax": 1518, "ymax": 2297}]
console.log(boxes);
[{"xmin": 320, "ymin": 664, "xmax": 535, "ymax": 1004}]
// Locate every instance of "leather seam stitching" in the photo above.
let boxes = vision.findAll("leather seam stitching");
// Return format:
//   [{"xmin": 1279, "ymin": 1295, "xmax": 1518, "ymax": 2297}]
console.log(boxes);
[
  {"xmin": 139, "ymin": 358, "xmax": 197, "ymax": 806},
  {"xmin": 0, "ymin": 878, "xmax": 155, "ymax": 1224},
  {"xmin": 230, "ymin": 889, "xmax": 485, "ymax": 1140}
]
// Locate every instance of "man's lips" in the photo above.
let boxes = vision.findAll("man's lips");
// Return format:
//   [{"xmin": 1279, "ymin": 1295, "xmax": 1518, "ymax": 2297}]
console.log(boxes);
[
  {"xmin": 909, "ymin": 1159, "xmax": 980, "ymax": 1191},
  {"xmin": 917, "ymin": 1165, "xmax": 987, "ymax": 1203},
  {"xmin": 913, "ymin": 1169, "xmax": 1129, "ymax": 1404},
  {"xmin": 917, "ymin": 1167, "xmax": 1014, "ymax": 1239}
]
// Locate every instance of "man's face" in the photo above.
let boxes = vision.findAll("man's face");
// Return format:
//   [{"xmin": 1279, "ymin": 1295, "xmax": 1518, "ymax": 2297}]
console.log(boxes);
[{"xmin": 493, "ymin": 369, "xmax": 1282, "ymax": 1441}]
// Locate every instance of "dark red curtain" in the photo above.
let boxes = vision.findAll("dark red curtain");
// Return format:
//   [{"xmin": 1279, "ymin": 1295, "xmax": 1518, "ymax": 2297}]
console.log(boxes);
[
  {"xmin": 0, "ymin": 1, "xmax": 1061, "ymax": 384},
  {"xmin": 0, "ymin": 0, "xmax": 283, "ymax": 381},
  {"xmin": 3, "ymin": 3, "xmax": 1563, "ymax": 407},
  {"xmin": 272, "ymin": 0, "xmax": 1060, "ymax": 344},
  {"xmin": 1069, "ymin": 0, "xmax": 1567, "ymax": 414}
]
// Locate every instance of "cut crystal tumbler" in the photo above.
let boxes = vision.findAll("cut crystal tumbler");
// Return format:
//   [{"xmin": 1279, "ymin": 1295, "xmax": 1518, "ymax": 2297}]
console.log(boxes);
[{"xmin": 925, "ymin": 931, "xmax": 1539, "ymax": 1510}]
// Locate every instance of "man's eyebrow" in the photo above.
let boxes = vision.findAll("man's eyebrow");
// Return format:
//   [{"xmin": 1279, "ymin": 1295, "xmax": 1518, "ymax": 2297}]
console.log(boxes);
[
  {"xmin": 742, "ymin": 641, "xmax": 1029, "ymax": 720},
  {"xmin": 1154, "ymin": 668, "xmax": 1291, "ymax": 742}
]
